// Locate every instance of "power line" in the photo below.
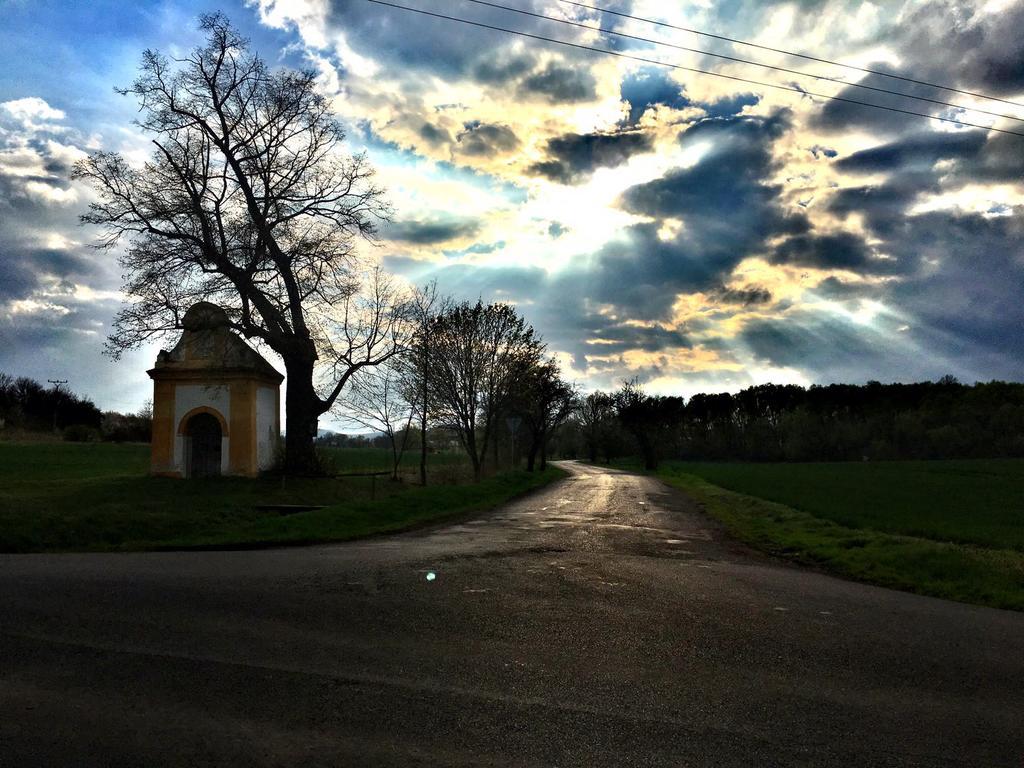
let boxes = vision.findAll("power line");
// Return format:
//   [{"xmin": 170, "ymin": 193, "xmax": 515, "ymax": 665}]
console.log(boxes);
[
  {"xmin": 558, "ymin": 0, "xmax": 1024, "ymax": 110},
  {"xmin": 362, "ymin": 0, "xmax": 1024, "ymax": 137},
  {"xmin": 461, "ymin": 0, "xmax": 1024, "ymax": 124}
]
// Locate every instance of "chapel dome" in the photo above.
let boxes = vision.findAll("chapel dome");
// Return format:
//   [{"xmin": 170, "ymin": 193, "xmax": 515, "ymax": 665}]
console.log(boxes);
[{"xmin": 182, "ymin": 302, "xmax": 230, "ymax": 331}]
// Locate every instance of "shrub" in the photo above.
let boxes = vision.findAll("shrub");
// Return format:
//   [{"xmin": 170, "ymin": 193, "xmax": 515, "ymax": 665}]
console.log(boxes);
[{"xmin": 63, "ymin": 424, "xmax": 102, "ymax": 442}]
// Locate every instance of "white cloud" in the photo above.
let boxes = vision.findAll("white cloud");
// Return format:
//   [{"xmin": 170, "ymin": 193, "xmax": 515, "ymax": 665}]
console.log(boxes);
[{"xmin": 1, "ymin": 96, "xmax": 65, "ymax": 124}]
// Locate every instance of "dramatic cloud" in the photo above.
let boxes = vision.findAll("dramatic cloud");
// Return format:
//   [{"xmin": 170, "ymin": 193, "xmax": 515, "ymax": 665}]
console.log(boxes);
[
  {"xmin": 527, "ymin": 129, "xmax": 654, "ymax": 184},
  {"xmin": 590, "ymin": 112, "xmax": 806, "ymax": 315},
  {"xmin": 386, "ymin": 218, "xmax": 482, "ymax": 245},
  {"xmin": 454, "ymin": 121, "xmax": 520, "ymax": 157},
  {"xmin": 2, "ymin": 0, "xmax": 1023, "ymax": 414},
  {"xmin": 835, "ymin": 130, "xmax": 988, "ymax": 174},
  {"xmin": 619, "ymin": 68, "xmax": 689, "ymax": 125},
  {"xmin": 518, "ymin": 61, "xmax": 597, "ymax": 103},
  {"xmin": 770, "ymin": 232, "xmax": 901, "ymax": 274}
]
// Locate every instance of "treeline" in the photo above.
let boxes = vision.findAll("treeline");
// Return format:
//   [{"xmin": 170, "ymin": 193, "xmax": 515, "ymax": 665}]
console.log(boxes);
[
  {"xmin": 0, "ymin": 373, "xmax": 152, "ymax": 443},
  {"xmin": 554, "ymin": 377, "xmax": 1024, "ymax": 467}
]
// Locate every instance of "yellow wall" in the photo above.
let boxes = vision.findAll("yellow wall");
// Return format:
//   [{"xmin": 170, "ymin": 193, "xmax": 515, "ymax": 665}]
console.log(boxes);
[
  {"xmin": 150, "ymin": 380, "xmax": 179, "ymax": 477},
  {"xmin": 229, "ymin": 380, "xmax": 258, "ymax": 477}
]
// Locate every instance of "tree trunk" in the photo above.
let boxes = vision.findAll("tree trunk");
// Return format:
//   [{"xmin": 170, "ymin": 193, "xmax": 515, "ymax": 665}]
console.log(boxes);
[
  {"xmin": 419, "ymin": 343, "xmax": 428, "ymax": 486},
  {"xmin": 526, "ymin": 440, "xmax": 539, "ymax": 472},
  {"xmin": 466, "ymin": 429, "xmax": 482, "ymax": 482},
  {"xmin": 283, "ymin": 353, "xmax": 322, "ymax": 475},
  {"xmin": 540, "ymin": 439, "xmax": 547, "ymax": 471},
  {"xmin": 639, "ymin": 437, "xmax": 658, "ymax": 470}
]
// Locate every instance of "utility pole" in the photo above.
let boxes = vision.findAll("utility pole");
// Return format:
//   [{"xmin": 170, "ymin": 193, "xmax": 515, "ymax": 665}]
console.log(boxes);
[{"xmin": 48, "ymin": 379, "xmax": 67, "ymax": 432}]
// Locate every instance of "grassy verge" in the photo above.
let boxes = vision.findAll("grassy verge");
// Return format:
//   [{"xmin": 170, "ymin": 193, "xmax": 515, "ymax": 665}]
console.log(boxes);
[
  {"xmin": 159, "ymin": 466, "xmax": 566, "ymax": 550},
  {"xmin": 613, "ymin": 459, "xmax": 1024, "ymax": 611},
  {"xmin": 0, "ymin": 442, "xmax": 565, "ymax": 552}
]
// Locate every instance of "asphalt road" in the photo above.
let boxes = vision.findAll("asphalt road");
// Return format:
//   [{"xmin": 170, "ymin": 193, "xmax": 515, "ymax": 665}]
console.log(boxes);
[{"xmin": 1, "ymin": 462, "xmax": 1021, "ymax": 767}]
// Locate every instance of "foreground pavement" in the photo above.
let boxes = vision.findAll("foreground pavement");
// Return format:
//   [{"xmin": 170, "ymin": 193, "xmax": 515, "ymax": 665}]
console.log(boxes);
[{"xmin": 1, "ymin": 462, "xmax": 1021, "ymax": 766}]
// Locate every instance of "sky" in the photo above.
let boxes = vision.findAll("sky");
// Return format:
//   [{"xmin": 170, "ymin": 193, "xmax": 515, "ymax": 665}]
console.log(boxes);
[{"xmin": 1, "ymin": 0, "xmax": 1023, "ymax": 420}]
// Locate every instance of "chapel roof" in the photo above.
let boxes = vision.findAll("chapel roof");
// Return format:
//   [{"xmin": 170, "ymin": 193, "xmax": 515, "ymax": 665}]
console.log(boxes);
[{"xmin": 147, "ymin": 303, "xmax": 284, "ymax": 384}]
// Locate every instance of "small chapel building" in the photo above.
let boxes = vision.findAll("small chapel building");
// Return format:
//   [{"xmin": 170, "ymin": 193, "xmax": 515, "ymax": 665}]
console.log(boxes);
[{"xmin": 148, "ymin": 303, "xmax": 283, "ymax": 478}]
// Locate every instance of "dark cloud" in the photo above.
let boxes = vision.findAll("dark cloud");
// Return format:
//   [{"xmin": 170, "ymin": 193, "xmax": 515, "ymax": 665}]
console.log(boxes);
[
  {"xmin": 446, "ymin": 241, "xmax": 506, "ymax": 257},
  {"xmin": 548, "ymin": 221, "xmax": 567, "ymax": 238},
  {"xmin": 472, "ymin": 52, "xmax": 535, "ymax": 84},
  {"xmin": 809, "ymin": 145, "xmax": 838, "ymax": 159},
  {"xmin": 712, "ymin": 285, "xmax": 773, "ymax": 306},
  {"xmin": 815, "ymin": 276, "xmax": 872, "ymax": 299},
  {"xmin": 950, "ymin": 131, "xmax": 1024, "ymax": 183},
  {"xmin": 621, "ymin": 111, "xmax": 791, "ymax": 218},
  {"xmin": 581, "ymin": 323, "xmax": 693, "ymax": 355},
  {"xmin": 810, "ymin": 1, "xmax": 1024, "ymax": 138},
  {"xmin": 894, "ymin": 0, "xmax": 1024, "ymax": 98},
  {"xmin": 518, "ymin": 61, "xmax": 596, "ymax": 103},
  {"xmin": 827, "ymin": 129, "xmax": 1024, "ymax": 241},
  {"xmin": 454, "ymin": 121, "xmax": 520, "ymax": 157},
  {"xmin": 619, "ymin": 67, "xmax": 689, "ymax": 124},
  {"xmin": 771, "ymin": 232, "xmax": 905, "ymax": 274},
  {"xmin": 828, "ymin": 171, "xmax": 941, "ymax": 237},
  {"xmin": 739, "ymin": 312, "xmax": 914, "ymax": 382},
  {"xmin": 386, "ymin": 218, "xmax": 481, "ymax": 245},
  {"xmin": 884, "ymin": 209, "xmax": 1024, "ymax": 372},
  {"xmin": 809, "ymin": 66, "xmax": 933, "ymax": 136},
  {"xmin": 0, "ymin": 246, "xmax": 95, "ymax": 301},
  {"xmin": 0, "ymin": 138, "xmax": 108, "ymax": 304},
  {"xmin": 527, "ymin": 129, "xmax": 654, "ymax": 184},
  {"xmin": 586, "ymin": 111, "xmax": 802, "ymax": 317},
  {"xmin": 835, "ymin": 130, "xmax": 987, "ymax": 174},
  {"xmin": 700, "ymin": 92, "xmax": 760, "ymax": 119},
  {"xmin": 760, "ymin": 209, "xmax": 1024, "ymax": 384},
  {"xmin": 418, "ymin": 122, "xmax": 451, "ymax": 147},
  {"xmin": 321, "ymin": 1, "xmax": 564, "ymax": 80}
]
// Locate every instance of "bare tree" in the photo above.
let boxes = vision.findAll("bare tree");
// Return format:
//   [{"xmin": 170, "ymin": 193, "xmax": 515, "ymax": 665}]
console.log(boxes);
[
  {"xmin": 72, "ymin": 13, "xmax": 404, "ymax": 473},
  {"xmin": 336, "ymin": 363, "xmax": 415, "ymax": 480},
  {"xmin": 427, "ymin": 301, "xmax": 544, "ymax": 482},
  {"xmin": 517, "ymin": 360, "xmax": 577, "ymax": 471},
  {"xmin": 401, "ymin": 282, "xmax": 448, "ymax": 486}
]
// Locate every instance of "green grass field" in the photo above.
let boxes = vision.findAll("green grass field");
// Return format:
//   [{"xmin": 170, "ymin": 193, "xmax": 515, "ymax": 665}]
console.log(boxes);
[
  {"xmin": 319, "ymin": 446, "xmax": 469, "ymax": 476},
  {"xmin": 0, "ymin": 442, "xmax": 562, "ymax": 552},
  {"xmin": 645, "ymin": 459, "xmax": 1024, "ymax": 611},
  {"xmin": 674, "ymin": 460, "xmax": 1024, "ymax": 551}
]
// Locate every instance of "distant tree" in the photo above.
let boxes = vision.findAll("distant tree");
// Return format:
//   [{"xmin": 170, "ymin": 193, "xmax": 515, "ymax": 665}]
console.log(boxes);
[
  {"xmin": 100, "ymin": 410, "xmax": 152, "ymax": 443},
  {"xmin": 614, "ymin": 380, "xmax": 685, "ymax": 470},
  {"xmin": 0, "ymin": 373, "xmax": 102, "ymax": 432},
  {"xmin": 516, "ymin": 360, "xmax": 577, "ymax": 471},
  {"xmin": 576, "ymin": 390, "xmax": 616, "ymax": 463},
  {"xmin": 73, "ymin": 13, "xmax": 404, "ymax": 474},
  {"xmin": 427, "ymin": 301, "xmax": 545, "ymax": 481}
]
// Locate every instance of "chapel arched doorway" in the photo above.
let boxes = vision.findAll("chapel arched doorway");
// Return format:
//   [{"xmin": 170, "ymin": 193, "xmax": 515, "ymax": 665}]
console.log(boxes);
[{"xmin": 186, "ymin": 412, "xmax": 222, "ymax": 478}]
